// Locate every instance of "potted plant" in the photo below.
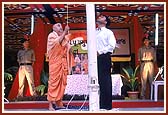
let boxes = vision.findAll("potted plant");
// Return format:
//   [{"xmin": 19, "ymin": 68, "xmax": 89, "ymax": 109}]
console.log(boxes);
[
  {"xmin": 35, "ymin": 69, "xmax": 49, "ymax": 96},
  {"xmin": 121, "ymin": 65, "xmax": 140, "ymax": 99},
  {"xmin": 4, "ymin": 72, "xmax": 13, "ymax": 100}
]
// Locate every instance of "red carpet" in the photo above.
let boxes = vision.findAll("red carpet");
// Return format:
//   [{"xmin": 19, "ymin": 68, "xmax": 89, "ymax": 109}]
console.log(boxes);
[{"xmin": 4, "ymin": 100, "xmax": 164, "ymax": 109}]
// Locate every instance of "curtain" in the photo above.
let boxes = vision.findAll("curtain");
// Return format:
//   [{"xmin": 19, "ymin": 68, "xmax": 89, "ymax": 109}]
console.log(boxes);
[
  {"xmin": 29, "ymin": 18, "xmax": 52, "ymax": 87},
  {"xmin": 132, "ymin": 16, "xmax": 143, "ymax": 65}
]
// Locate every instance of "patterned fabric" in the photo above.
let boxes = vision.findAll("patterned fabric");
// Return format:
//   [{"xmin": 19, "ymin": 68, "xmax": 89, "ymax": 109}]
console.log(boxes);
[{"xmin": 64, "ymin": 74, "xmax": 123, "ymax": 95}]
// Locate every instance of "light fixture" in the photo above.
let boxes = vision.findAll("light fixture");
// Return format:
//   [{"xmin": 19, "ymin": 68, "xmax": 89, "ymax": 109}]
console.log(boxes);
[
  {"xmin": 155, "ymin": 13, "xmax": 159, "ymax": 46},
  {"xmin": 31, "ymin": 14, "xmax": 34, "ymax": 35}
]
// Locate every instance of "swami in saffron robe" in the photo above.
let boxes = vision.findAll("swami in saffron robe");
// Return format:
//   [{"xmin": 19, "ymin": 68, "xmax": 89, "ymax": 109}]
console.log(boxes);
[{"xmin": 47, "ymin": 31, "xmax": 73, "ymax": 101}]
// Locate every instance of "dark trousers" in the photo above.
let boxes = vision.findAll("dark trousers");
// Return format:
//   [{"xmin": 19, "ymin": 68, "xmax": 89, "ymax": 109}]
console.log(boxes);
[{"xmin": 97, "ymin": 53, "xmax": 112, "ymax": 110}]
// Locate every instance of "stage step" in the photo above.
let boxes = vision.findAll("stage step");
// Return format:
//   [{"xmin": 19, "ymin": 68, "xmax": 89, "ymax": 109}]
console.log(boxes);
[{"xmin": 4, "ymin": 100, "xmax": 164, "ymax": 109}]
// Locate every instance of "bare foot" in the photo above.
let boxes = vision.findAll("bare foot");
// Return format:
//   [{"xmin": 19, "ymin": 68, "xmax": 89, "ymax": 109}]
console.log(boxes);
[
  {"xmin": 49, "ymin": 107, "xmax": 55, "ymax": 111},
  {"xmin": 56, "ymin": 100, "xmax": 65, "ymax": 108},
  {"xmin": 48, "ymin": 102, "xmax": 56, "ymax": 111}
]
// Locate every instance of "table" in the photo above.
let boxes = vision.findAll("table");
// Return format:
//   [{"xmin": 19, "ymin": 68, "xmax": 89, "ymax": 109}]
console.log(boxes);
[
  {"xmin": 64, "ymin": 74, "xmax": 123, "ymax": 95},
  {"xmin": 111, "ymin": 74, "xmax": 123, "ymax": 95}
]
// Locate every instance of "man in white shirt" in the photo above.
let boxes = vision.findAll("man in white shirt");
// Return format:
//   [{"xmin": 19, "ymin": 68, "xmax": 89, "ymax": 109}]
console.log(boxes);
[{"xmin": 96, "ymin": 15, "xmax": 116, "ymax": 110}]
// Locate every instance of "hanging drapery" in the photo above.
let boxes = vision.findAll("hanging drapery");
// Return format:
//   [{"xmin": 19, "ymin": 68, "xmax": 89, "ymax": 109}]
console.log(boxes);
[
  {"xmin": 29, "ymin": 18, "xmax": 52, "ymax": 87},
  {"xmin": 132, "ymin": 16, "xmax": 143, "ymax": 65}
]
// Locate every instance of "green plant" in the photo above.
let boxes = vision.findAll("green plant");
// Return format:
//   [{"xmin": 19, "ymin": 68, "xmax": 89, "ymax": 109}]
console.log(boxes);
[
  {"xmin": 4, "ymin": 72, "xmax": 13, "ymax": 82},
  {"xmin": 36, "ymin": 84, "xmax": 46, "ymax": 96},
  {"xmin": 35, "ymin": 69, "xmax": 49, "ymax": 96},
  {"xmin": 4, "ymin": 72, "xmax": 13, "ymax": 98},
  {"xmin": 121, "ymin": 65, "xmax": 140, "ymax": 92}
]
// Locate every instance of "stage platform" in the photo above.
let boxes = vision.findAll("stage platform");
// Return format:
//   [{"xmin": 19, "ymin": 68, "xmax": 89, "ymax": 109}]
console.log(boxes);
[{"xmin": 3, "ymin": 100, "xmax": 165, "ymax": 112}]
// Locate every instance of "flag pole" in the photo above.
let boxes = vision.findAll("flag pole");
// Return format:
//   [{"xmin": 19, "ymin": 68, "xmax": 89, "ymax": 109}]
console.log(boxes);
[{"xmin": 86, "ymin": 3, "xmax": 100, "ymax": 111}]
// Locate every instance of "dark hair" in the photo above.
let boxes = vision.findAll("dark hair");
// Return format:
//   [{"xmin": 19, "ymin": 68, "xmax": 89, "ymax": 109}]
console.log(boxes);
[
  {"xmin": 104, "ymin": 15, "xmax": 110, "ymax": 27},
  {"xmin": 142, "ymin": 37, "xmax": 150, "ymax": 42},
  {"xmin": 19, "ymin": 38, "xmax": 30, "ymax": 43},
  {"xmin": 97, "ymin": 14, "xmax": 110, "ymax": 27}
]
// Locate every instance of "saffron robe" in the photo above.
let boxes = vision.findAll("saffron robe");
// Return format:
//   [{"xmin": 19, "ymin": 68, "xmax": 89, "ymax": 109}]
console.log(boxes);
[{"xmin": 47, "ymin": 31, "xmax": 73, "ymax": 101}]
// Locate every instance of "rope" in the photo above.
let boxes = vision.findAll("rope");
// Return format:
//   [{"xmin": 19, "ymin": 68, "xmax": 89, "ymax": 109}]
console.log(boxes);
[
  {"xmin": 66, "ymin": 4, "xmax": 69, "ymax": 34},
  {"xmin": 67, "ymin": 4, "xmax": 69, "ymax": 25},
  {"xmin": 65, "ymin": 94, "xmax": 75, "ymax": 109},
  {"xmin": 78, "ymin": 94, "xmax": 88, "ymax": 111}
]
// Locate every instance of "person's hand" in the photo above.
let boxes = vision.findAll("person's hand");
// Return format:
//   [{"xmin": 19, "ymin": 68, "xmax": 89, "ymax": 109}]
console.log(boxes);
[
  {"xmin": 32, "ymin": 62, "xmax": 35, "ymax": 66},
  {"xmin": 69, "ymin": 47, "xmax": 73, "ymax": 53},
  {"xmin": 64, "ymin": 25, "xmax": 70, "ymax": 33}
]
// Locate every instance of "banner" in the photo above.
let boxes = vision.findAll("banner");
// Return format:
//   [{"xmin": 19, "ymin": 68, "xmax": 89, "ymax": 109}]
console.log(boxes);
[
  {"xmin": 68, "ymin": 28, "xmax": 130, "ymax": 74},
  {"xmin": 69, "ymin": 30, "xmax": 88, "ymax": 75}
]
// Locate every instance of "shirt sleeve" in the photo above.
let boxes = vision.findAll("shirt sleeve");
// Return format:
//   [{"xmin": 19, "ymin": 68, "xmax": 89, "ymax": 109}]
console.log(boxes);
[
  {"xmin": 98, "ymin": 30, "xmax": 116, "ymax": 54},
  {"xmin": 17, "ymin": 50, "xmax": 21, "ymax": 64},
  {"xmin": 31, "ymin": 49, "xmax": 36, "ymax": 62},
  {"xmin": 138, "ymin": 48, "xmax": 141, "ymax": 61},
  {"xmin": 153, "ymin": 48, "xmax": 157, "ymax": 62},
  {"xmin": 107, "ymin": 31, "xmax": 116, "ymax": 52}
]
